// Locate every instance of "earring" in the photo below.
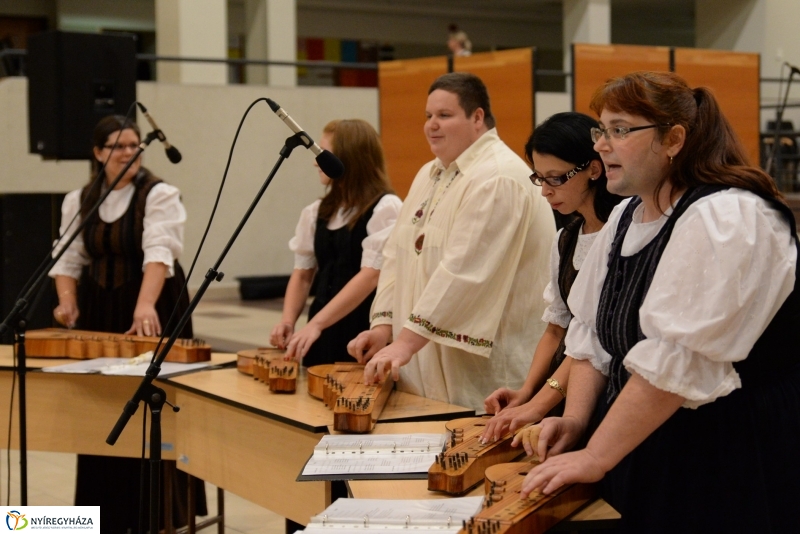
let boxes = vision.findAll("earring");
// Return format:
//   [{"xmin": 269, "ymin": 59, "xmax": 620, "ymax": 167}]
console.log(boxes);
[{"xmin": 669, "ymin": 156, "xmax": 674, "ymax": 165}]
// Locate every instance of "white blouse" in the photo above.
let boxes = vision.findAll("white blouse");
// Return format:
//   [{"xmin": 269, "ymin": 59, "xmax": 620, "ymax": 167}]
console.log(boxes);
[
  {"xmin": 289, "ymin": 194, "xmax": 403, "ymax": 271},
  {"xmin": 541, "ymin": 225, "xmax": 600, "ymax": 328},
  {"xmin": 48, "ymin": 181, "xmax": 187, "ymax": 280},
  {"xmin": 565, "ymin": 189, "xmax": 797, "ymax": 408}
]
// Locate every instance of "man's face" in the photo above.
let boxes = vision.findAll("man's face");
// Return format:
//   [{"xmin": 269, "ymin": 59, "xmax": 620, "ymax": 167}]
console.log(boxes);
[{"xmin": 424, "ymin": 89, "xmax": 484, "ymax": 167}]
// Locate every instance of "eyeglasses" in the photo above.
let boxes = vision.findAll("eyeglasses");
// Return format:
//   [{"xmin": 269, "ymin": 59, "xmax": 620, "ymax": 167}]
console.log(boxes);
[
  {"xmin": 530, "ymin": 160, "xmax": 591, "ymax": 187},
  {"xmin": 590, "ymin": 124, "xmax": 665, "ymax": 143},
  {"xmin": 103, "ymin": 143, "xmax": 140, "ymax": 151}
]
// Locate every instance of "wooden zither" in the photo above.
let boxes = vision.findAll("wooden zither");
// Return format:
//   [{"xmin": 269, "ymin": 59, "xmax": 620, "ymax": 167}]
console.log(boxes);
[
  {"xmin": 428, "ymin": 417, "xmax": 526, "ymax": 495},
  {"xmin": 458, "ymin": 462, "xmax": 596, "ymax": 534},
  {"xmin": 307, "ymin": 362, "xmax": 393, "ymax": 434},
  {"xmin": 236, "ymin": 348, "xmax": 297, "ymax": 393},
  {"xmin": 23, "ymin": 328, "xmax": 210, "ymax": 363}
]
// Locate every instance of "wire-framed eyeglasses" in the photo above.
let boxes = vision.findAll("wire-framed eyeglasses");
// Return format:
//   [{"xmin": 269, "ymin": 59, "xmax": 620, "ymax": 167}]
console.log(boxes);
[
  {"xmin": 590, "ymin": 124, "xmax": 667, "ymax": 143},
  {"xmin": 530, "ymin": 160, "xmax": 591, "ymax": 187}
]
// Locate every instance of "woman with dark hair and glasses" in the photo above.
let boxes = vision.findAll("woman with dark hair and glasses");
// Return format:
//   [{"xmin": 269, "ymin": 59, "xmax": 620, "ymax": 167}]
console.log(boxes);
[
  {"xmin": 49, "ymin": 115, "xmax": 205, "ymax": 533},
  {"xmin": 521, "ymin": 72, "xmax": 800, "ymax": 532},
  {"xmin": 482, "ymin": 112, "xmax": 623, "ymax": 444}
]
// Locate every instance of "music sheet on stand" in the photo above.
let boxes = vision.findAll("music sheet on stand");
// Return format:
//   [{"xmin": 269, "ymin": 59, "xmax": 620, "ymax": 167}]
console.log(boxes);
[
  {"xmin": 303, "ymin": 496, "xmax": 483, "ymax": 533},
  {"xmin": 301, "ymin": 433, "xmax": 447, "ymax": 477}
]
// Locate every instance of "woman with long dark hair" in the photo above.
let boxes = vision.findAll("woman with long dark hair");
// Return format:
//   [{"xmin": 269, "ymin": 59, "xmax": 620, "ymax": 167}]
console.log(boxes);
[
  {"xmin": 482, "ymin": 112, "xmax": 623, "ymax": 442},
  {"xmin": 270, "ymin": 119, "xmax": 402, "ymax": 366},
  {"xmin": 49, "ymin": 115, "xmax": 204, "ymax": 533},
  {"xmin": 522, "ymin": 72, "xmax": 800, "ymax": 532}
]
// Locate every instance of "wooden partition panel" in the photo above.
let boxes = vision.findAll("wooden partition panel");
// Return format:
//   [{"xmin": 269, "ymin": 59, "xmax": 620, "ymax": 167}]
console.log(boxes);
[
  {"xmin": 674, "ymin": 48, "xmax": 760, "ymax": 164},
  {"xmin": 379, "ymin": 57, "xmax": 448, "ymax": 198},
  {"xmin": 454, "ymin": 48, "xmax": 535, "ymax": 163},
  {"xmin": 573, "ymin": 43, "xmax": 671, "ymax": 116}
]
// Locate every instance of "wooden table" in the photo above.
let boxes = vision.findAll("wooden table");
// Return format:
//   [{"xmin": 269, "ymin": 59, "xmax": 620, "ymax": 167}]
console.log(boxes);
[
  {"xmin": 168, "ymin": 366, "xmax": 474, "ymax": 525},
  {"xmin": 347, "ymin": 421, "xmax": 621, "ymax": 531},
  {"xmin": 0, "ymin": 347, "xmax": 236, "ymax": 458}
]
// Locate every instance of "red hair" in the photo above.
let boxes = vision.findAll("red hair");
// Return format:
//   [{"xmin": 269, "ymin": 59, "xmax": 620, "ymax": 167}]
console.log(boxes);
[{"xmin": 590, "ymin": 71, "xmax": 782, "ymax": 207}]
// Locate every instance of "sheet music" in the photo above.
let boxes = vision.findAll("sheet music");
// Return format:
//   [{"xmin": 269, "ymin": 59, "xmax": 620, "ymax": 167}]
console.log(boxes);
[
  {"xmin": 301, "ymin": 434, "xmax": 446, "ymax": 476},
  {"xmin": 303, "ymin": 496, "xmax": 483, "ymax": 532},
  {"xmin": 40, "ymin": 357, "xmax": 211, "ymax": 377}
]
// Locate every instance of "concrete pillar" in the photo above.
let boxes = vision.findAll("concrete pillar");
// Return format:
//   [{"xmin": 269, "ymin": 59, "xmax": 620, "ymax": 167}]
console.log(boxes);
[
  {"xmin": 155, "ymin": 0, "xmax": 227, "ymax": 85},
  {"xmin": 244, "ymin": 0, "xmax": 297, "ymax": 87},
  {"xmin": 563, "ymin": 0, "xmax": 611, "ymax": 90}
]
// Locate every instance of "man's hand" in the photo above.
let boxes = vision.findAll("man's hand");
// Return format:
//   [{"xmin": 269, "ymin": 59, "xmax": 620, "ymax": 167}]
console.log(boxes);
[{"xmin": 347, "ymin": 325, "xmax": 392, "ymax": 363}]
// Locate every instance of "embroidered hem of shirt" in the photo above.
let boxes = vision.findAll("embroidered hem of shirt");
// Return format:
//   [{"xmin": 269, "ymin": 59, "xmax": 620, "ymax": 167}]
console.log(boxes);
[
  {"xmin": 371, "ymin": 311, "xmax": 393, "ymax": 321},
  {"xmin": 408, "ymin": 313, "xmax": 493, "ymax": 348}
]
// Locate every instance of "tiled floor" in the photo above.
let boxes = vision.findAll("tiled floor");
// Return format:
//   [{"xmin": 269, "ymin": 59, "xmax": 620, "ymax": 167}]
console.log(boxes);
[{"xmin": 1, "ymin": 295, "xmax": 308, "ymax": 534}]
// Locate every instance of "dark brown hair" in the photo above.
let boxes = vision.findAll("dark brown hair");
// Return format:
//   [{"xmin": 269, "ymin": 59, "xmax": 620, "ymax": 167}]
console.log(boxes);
[
  {"xmin": 526, "ymin": 112, "xmax": 624, "ymax": 223},
  {"xmin": 82, "ymin": 115, "xmax": 141, "ymax": 219},
  {"xmin": 589, "ymin": 71, "xmax": 782, "ymax": 207},
  {"xmin": 317, "ymin": 119, "xmax": 394, "ymax": 227},
  {"xmin": 429, "ymin": 72, "xmax": 496, "ymax": 129}
]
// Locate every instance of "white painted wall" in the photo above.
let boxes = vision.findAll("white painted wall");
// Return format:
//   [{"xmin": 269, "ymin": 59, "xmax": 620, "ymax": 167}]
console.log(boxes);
[
  {"xmin": 536, "ymin": 92, "xmax": 572, "ymax": 125},
  {"xmin": 0, "ymin": 77, "xmax": 378, "ymax": 290}
]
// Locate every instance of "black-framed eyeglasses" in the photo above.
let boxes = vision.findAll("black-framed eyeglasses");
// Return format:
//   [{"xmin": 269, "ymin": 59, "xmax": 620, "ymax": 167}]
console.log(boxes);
[
  {"xmin": 103, "ymin": 143, "xmax": 140, "ymax": 151},
  {"xmin": 590, "ymin": 124, "xmax": 666, "ymax": 143},
  {"xmin": 530, "ymin": 160, "xmax": 591, "ymax": 187}
]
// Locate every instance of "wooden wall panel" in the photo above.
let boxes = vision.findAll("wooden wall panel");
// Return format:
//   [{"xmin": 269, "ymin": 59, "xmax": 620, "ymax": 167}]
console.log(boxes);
[
  {"xmin": 378, "ymin": 57, "xmax": 448, "ymax": 198},
  {"xmin": 455, "ymin": 48, "xmax": 535, "ymax": 163},
  {"xmin": 573, "ymin": 43, "xmax": 671, "ymax": 117},
  {"xmin": 674, "ymin": 48, "xmax": 760, "ymax": 165}
]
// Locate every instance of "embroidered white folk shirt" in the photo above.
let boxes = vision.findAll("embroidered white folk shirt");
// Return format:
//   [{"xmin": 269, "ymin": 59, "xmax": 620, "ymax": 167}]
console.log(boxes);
[
  {"xmin": 370, "ymin": 129, "xmax": 556, "ymax": 411},
  {"xmin": 49, "ymin": 181, "xmax": 186, "ymax": 279},
  {"xmin": 565, "ymin": 190, "xmax": 797, "ymax": 408}
]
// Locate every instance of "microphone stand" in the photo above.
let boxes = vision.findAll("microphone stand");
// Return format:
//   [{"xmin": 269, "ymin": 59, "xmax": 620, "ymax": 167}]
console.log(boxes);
[
  {"xmin": 107, "ymin": 132, "xmax": 313, "ymax": 534},
  {"xmin": 0, "ymin": 129, "xmax": 162, "ymax": 505},
  {"xmin": 766, "ymin": 66, "xmax": 799, "ymax": 188}
]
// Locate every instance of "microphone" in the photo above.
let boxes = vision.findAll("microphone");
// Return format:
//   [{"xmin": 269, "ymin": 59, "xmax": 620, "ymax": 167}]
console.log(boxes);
[
  {"xmin": 265, "ymin": 98, "xmax": 345, "ymax": 178},
  {"xmin": 787, "ymin": 62, "xmax": 800, "ymax": 76},
  {"xmin": 136, "ymin": 102, "xmax": 182, "ymax": 164}
]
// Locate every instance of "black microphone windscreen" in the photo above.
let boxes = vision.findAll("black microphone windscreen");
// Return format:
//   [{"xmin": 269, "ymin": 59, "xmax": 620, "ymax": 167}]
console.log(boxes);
[
  {"xmin": 165, "ymin": 145, "xmax": 182, "ymax": 164},
  {"xmin": 316, "ymin": 150, "xmax": 344, "ymax": 179}
]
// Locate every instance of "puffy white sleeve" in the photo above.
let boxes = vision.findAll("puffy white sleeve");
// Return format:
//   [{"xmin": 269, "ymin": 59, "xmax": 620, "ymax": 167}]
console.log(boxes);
[
  {"xmin": 625, "ymin": 191, "xmax": 796, "ymax": 408},
  {"xmin": 564, "ymin": 201, "xmax": 629, "ymax": 375},
  {"xmin": 48, "ymin": 189, "xmax": 89, "ymax": 280},
  {"xmin": 289, "ymin": 199, "xmax": 320, "ymax": 270},
  {"xmin": 142, "ymin": 183, "xmax": 187, "ymax": 277},
  {"xmin": 361, "ymin": 194, "xmax": 403, "ymax": 269},
  {"xmin": 541, "ymin": 229, "xmax": 572, "ymax": 328}
]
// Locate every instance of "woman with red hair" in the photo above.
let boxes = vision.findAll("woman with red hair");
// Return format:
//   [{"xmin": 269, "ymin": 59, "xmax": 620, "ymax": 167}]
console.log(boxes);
[{"xmin": 522, "ymin": 72, "xmax": 800, "ymax": 532}]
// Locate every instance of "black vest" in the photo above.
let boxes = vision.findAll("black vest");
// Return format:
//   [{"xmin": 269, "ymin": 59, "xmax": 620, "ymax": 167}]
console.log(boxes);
[
  {"xmin": 303, "ymin": 197, "xmax": 384, "ymax": 366},
  {"xmin": 550, "ymin": 217, "xmax": 584, "ymax": 370},
  {"xmin": 81, "ymin": 170, "xmax": 160, "ymax": 290},
  {"xmin": 596, "ymin": 185, "xmax": 800, "ymax": 402}
]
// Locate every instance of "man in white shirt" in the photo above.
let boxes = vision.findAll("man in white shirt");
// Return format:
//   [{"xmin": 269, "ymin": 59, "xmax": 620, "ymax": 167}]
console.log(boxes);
[{"xmin": 348, "ymin": 72, "xmax": 555, "ymax": 411}]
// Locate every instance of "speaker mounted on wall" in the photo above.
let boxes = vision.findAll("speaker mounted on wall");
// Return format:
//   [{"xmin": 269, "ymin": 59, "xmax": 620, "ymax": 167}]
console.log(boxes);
[{"xmin": 27, "ymin": 30, "xmax": 136, "ymax": 160}]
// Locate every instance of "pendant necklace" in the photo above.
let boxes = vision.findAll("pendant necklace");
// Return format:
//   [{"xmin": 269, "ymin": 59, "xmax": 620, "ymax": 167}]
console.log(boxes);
[{"xmin": 413, "ymin": 169, "xmax": 459, "ymax": 255}]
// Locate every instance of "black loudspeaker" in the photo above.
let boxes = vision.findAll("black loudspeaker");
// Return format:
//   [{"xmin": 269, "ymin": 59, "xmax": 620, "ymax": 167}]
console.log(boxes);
[
  {"xmin": 27, "ymin": 30, "xmax": 136, "ymax": 160},
  {"xmin": 0, "ymin": 193, "xmax": 65, "ymax": 343}
]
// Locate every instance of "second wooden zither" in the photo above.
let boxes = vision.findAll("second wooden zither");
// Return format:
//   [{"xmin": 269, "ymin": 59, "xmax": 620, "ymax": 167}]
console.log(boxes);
[
  {"xmin": 458, "ymin": 462, "xmax": 596, "ymax": 534},
  {"xmin": 428, "ymin": 417, "xmax": 526, "ymax": 495},
  {"xmin": 236, "ymin": 348, "xmax": 297, "ymax": 393}
]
